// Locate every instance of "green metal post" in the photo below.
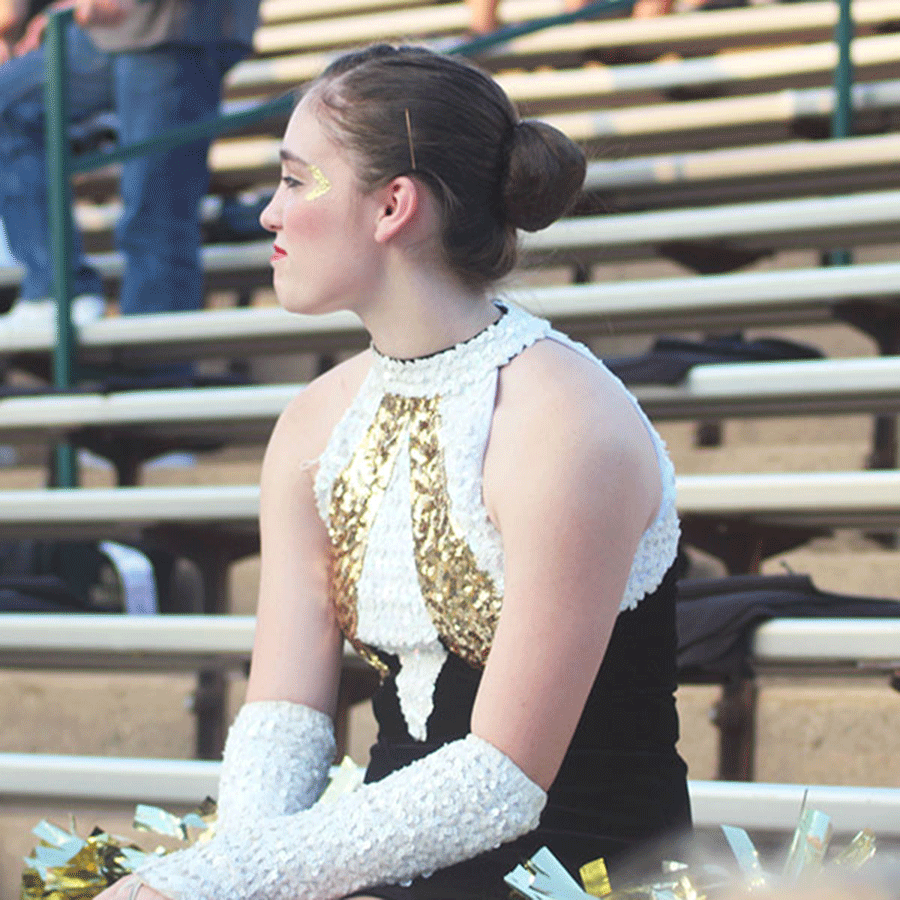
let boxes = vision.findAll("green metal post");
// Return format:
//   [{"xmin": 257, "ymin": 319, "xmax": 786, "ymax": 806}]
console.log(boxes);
[
  {"xmin": 44, "ymin": 9, "xmax": 78, "ymax": 486},
  {"xmin": 827, "ymin": 0, "xmax": 854, "ymax": 267},
  {"xmin": 832, "ymin": 0, "xmax": 854, "ymax": 140}
]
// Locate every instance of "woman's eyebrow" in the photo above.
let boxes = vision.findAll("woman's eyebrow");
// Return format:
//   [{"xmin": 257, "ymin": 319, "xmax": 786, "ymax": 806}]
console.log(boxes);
[{"xmin": 279, "ymin": 148, "xmax": 309, "ymax": 167}]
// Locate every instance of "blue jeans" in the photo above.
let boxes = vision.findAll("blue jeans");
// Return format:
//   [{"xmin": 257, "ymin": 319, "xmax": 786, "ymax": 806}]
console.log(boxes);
[
  {"xmin": 0, "ymin": 23, "xmax": 111, "ymax": 301},
  {"xmin": 113, "ymin": 42, "xmax": 243, "ymax": 314},
  {"xmin": 0, "ymin": 25, "xmax": 244, "ymax": 313}
]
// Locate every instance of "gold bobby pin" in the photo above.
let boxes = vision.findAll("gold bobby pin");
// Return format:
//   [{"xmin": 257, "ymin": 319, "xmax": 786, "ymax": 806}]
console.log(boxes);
[
  {"xmin": 404, "ymin": 108, "xmax": 417, "ymax": 171},
  {"xmin": 305, "ymin": 163, "xmax": 332, "ymax": 201}
]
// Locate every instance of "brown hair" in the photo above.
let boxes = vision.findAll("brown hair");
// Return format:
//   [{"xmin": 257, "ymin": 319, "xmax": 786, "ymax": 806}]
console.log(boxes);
[{"xmin": 306, "ymin": 44, "xmax": 586, "ymax": 290}]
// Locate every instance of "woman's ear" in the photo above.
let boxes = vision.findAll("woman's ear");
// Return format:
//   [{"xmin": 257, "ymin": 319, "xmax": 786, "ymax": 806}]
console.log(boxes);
[{"xmin": 373, "ymin": 176, "xmax": 420, "ymax": 243}]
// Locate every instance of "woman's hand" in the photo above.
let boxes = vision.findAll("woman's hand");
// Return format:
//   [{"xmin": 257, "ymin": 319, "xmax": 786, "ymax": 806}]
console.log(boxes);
[{"xmin": 94, "ymin": 874, "xmax": 172, "ymax": 900}]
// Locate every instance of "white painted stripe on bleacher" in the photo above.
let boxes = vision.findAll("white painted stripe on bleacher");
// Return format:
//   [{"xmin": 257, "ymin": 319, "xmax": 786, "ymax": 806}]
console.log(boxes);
[
  {"xmin": 0, "ymin": 754, "xmax": 222, "ymax": 805},
  {"xmin": 496, "ymin": 34, "xmax": 900, "ymax": 103},
  {"xmin": 687, "ymin": 780, "xmax": 900, "ymax": 835},
  {"xmin": 676, "ymin": 471, "xmax": 900, "ymax": 522},
  {"xmin": 213, "ymin": 88, "xmax": 900, "ymax": 177},
  {"xmin": 5, "ymin": 357, "xmax": 900, "ymax": 436},
  {"xmin": 635, "ymin": 356, "xmax": 900, "ymax": 420},
  {"xmin": 2, "ymin": 260, "xmax": 900, "ymax": 360},
  {"xmin": 752, "ymin": 619, "xmax": 900, "ymax": 666},
  {"xmin": 0, "ymin": 472, "xmax": 898, "ymax": 533},
  {"xmin": 6, "ymin": 356, "xmax": 900, "ymax": 439},
  {"xmin": 54, "ymin": 188, "xmax": 900, "ymax": 289},
  {"xmin": 544, "ymin": 79, "xmax": 900, "ymax": 141},
  {"xmin": 219, "ymin": 81, "xmax": 900, "ymax": 169},
  {"xmin": 583, "ymin": 132, "xmax": 900, "ymax": 191},
  {"xmin": 684, "ymin": 356, "xmax": 900, "ymax": 400},
  {"xmin": 259, "ymin": 0, "xmax": 428, "ymax": 27},
  {"xmin": 0, "ymin": 485, "xmax": 260, "ymax": 527},
  {"xmin": 2, "ymin": 751, "xmax": 899, "ymax": 835},
  {"xmin": 225, "ymin": 51, "xmax": 333, "ymax": 92},
  {"xmin": 521, "ymin": 188, "xmax": 900, "ymax": 252},
  {"xmin": 3, "ymin": 614, "xmax": 899, "ymax": 673},
  {"xmin": 75, "ymin": 133, "xmax": 900, "ymax": 235},
  {"xmin": 0, "ymin": 614, "xmax": 256, "ymax": 657},
  {"xmin": 248, "ymin": 0, "xmax": 900, "ymax": 61}
]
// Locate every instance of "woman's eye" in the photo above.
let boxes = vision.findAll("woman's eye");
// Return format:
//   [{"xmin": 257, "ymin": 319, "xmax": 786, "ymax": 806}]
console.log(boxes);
[{"xmin": 281, "ymin": 175, "xmax": 303, "ymax": 189}]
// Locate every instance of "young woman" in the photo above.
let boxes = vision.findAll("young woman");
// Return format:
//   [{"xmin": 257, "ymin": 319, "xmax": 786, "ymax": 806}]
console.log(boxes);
[{"xmin": 98, "ymin": 43, "xmax": 691, "ymax": 900}]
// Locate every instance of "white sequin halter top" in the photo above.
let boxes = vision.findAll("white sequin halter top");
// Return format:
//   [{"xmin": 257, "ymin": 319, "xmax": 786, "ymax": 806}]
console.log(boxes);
[{"xmin": 313, "ymin": 302, "xmax": 680, "ymax": 740}]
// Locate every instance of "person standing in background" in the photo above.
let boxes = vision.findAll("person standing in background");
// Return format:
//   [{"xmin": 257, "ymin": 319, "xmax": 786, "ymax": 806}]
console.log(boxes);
[{"xmin": 0, "ymin": 0, "xmax": 260, "ymax": 330}]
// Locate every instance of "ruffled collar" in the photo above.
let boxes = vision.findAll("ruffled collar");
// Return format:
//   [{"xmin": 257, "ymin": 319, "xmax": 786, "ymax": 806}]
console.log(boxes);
[{"xmin": 371, "ymin": 302, "xmax": 550, "ymax": 397}]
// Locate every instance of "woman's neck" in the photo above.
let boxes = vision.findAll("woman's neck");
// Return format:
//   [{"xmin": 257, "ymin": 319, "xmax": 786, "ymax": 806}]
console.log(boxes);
[{"xmin": 358, "ymin": 264, "xmax": 499, "ymax": 361}]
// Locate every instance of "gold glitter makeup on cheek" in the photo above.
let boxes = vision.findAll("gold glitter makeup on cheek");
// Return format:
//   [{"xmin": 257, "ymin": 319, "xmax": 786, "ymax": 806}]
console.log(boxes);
[{"xmin": 305, "ymin": 163, "xmax": 332, "ymax": 201}]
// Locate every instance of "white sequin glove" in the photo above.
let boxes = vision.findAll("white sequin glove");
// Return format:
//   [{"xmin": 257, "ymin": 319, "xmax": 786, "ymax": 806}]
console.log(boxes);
[
  {"xmin": 137, "ymin": 733, "xmax": 546, "ymax": 900},
  {"xmin": 214, "ymin": 701, "xmax": 336, "ymax": 833}
]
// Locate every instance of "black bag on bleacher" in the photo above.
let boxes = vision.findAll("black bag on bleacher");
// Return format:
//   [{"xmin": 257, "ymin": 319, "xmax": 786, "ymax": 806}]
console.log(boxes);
[
  {"xmin": 605, "ymin": 332, "xmax": 824, "ymax": 386},
  {"xmin": 676, "ymin": 571, "xmax": 900, "ymax": 684}
]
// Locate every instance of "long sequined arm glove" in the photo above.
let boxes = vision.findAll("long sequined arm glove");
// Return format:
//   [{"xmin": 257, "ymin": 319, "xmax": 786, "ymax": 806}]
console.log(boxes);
[
  {"xmin": 214, "ymin": 701, "xmax": 336, "ymax": 832},
  {"xmin": 137, "ymin": 733, "xmax": 546, "ymax": 900}
]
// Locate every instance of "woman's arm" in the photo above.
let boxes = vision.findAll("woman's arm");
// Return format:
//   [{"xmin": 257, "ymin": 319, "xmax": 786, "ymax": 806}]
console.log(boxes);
[
  {"xmin": 245, "ymin": 389, "xmax": 345, "ymax": 714},
  {"xmin": 475, "ymin": 338, "xmax": 662, "ymax": 788}
]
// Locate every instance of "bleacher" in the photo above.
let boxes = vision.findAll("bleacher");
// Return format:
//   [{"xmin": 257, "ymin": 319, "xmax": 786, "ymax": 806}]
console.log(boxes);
[{"xmin": 3, "ymin": 0, "xmax": 900, "ymax": 892}]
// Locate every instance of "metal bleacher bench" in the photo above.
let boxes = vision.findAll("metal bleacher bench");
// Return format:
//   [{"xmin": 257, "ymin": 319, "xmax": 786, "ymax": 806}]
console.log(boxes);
[
  {"xmin": 1, "ymin": 468, "xmax": 900, "ymax": 592},
  {"xmin": 4, "ymin": 258, "xmax": 900, "ymax": 365},
  {"xmin": 3, "ymin": 752, "xmax": 900, "ymax": 841},
  {"xmin": 1, "ymin": 611, "xmax": 899, "ymax": 829},
  {"xmin": 0, "ymin": 355, "xmax": 900, "ymax": 452}
]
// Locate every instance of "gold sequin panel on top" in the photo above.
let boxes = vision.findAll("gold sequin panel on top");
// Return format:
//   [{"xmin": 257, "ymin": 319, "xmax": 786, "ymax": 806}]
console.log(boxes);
[{"xmin": 327, "ymin": 393, "xmax": 503, "ymax": 675}]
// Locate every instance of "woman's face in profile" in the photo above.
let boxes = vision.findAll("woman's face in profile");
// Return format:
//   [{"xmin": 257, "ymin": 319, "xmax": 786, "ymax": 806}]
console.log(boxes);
[{"xmin": 259, "ymin": 97, "xmax": 384, "ymax": 317}]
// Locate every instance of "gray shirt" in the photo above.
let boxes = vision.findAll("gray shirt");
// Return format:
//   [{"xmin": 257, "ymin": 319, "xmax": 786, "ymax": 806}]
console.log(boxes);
[{"xmin": 87, "ymin": 0, "xmax": 259, "ymax": 53}]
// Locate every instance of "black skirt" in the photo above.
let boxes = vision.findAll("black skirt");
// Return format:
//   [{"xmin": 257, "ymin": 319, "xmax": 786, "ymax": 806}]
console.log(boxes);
[{"xmin": 351, "ymin": 564, "xmax": 692, "ymax": 900}]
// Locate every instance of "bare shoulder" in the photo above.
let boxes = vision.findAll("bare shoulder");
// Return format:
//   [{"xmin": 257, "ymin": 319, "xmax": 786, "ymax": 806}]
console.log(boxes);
[
  {"xmin": 494, "ymin": 336, "xmax": 647, "ymax": 442},
  {"xmin": 486, "ymin": 336, "xmax": 661, "ymax": 528},
  {"xmin": 265, "ymin": 349, "xmax": 372, "ymax": 471}
]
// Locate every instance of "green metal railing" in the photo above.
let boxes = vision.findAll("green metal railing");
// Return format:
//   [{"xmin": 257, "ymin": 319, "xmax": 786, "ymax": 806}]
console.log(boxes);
[{"xmin": 43, "ymin": 0, "xmax": 858, "ymax": 485}]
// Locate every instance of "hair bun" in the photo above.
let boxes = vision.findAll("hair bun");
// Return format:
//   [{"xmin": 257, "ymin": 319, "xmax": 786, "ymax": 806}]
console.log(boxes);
[{"xmin": 501, "ymin": 120, "xmax": 586, "ymax": 232}]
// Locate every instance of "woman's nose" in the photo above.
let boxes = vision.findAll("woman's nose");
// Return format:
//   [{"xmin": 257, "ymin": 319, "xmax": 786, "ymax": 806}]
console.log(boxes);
[{"xmin": 259, "ymin": 194, "xmax": 280, "ymax": 232}]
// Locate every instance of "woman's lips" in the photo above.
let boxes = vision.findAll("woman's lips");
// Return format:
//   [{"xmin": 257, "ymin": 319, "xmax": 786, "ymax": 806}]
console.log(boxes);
[{"xmin": 271, "ymin": 245, "xmax": 287, "ymax": 263}]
